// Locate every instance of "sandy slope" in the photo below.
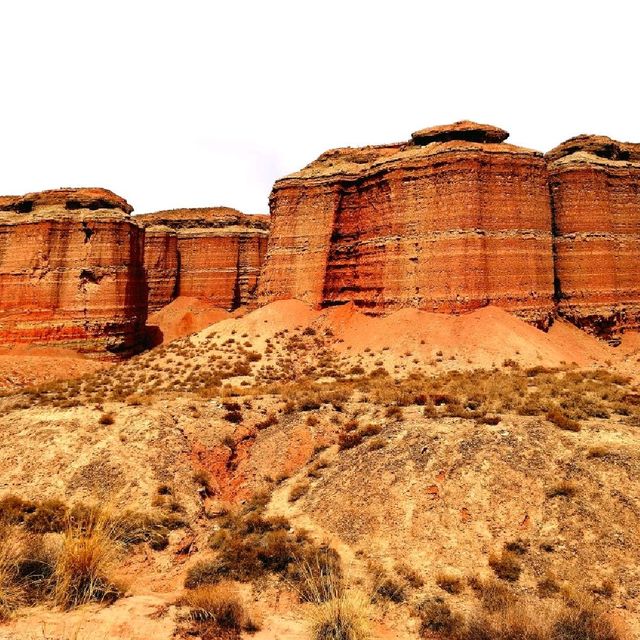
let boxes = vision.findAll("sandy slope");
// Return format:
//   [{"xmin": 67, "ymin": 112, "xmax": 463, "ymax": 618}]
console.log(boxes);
[{"xmin": 1, "ymin": 300, "xmax": 640, "ymax": 638}]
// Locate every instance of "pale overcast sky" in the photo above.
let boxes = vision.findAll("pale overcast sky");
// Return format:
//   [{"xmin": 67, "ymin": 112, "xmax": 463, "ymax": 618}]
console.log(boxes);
[{"xmin": 1, "ymin": 1, "xmax": 638, "ymax": 215}]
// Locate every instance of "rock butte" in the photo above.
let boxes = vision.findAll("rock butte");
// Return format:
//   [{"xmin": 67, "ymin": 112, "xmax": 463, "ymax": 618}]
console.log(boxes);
[
  {"xmin": 2, "ymin": 123, "xmax": 640, "ymax": 355},
  {"xmin": 136, "ymin": 208, "xmax": 269, "ymax": 312},
  {"xmin": 547, "ymin": 135, "xmax": 640, "ymax": 336},
  {"xmin": 258, "ymin": 120, "xmax": 556, "ymax": 328},
  {"xmin": 0, "ymin": 188, "xmax": 146, "ymax": 355}
]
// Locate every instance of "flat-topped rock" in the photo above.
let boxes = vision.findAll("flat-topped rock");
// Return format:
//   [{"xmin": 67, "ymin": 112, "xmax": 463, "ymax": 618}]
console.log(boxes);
[
  {"xmin": 411, "ymin": 120, "xmax": 509, "ymax": 145},
  {"xmin": 136, "ymin": 207, "xmax": 269, "ymax": 231},
  {"xmin": 259, "ymin": 123, "xmax": 554, "ymax": 327},
  {"xmin": 0, "ymin": 188, "xmax": 146, "ymax": 355},
  {"xmin": 137, "ymin": 208, "xmax": 269, "ymax": 311},
  {"xmin": 546, "ymin": 134, "xmax": 640, "ymax": 165},
  {"xmin": 7, "ymin": 187, "xmax": 134, "ymax": 215},
  {"xmin": 548, "ymin": 135, "xmax": 640, "ymax": 337}
]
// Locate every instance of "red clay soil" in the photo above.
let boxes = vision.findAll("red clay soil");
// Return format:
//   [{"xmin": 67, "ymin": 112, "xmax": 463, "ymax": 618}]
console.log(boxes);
[
  {"xmin": 0, "ymin": 345, "xmax": 107, "ymax": 391},
  {"xmin": 145, "ymin": 296, "xmax": 236, "ymax": 346}
]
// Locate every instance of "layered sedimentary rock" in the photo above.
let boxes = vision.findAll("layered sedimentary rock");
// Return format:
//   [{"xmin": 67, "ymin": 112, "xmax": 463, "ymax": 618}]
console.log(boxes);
[
  {"xmin": 136, "ymin": 208, "xmax": 269, "ymax": 310},
  {"xmin": 259, "ymin": 121, "xmax": 555, "ymax": 327},
  {"xmin": 547, "ymin": 135, "xmax": 640, "ymax": 336},
  {"xmin": 143, "ymin": 226, "xmax": 178, "ymax": 312},
  {"xmin": 0, "ymin": 188, "xmax": 146, "ymax": 355}
]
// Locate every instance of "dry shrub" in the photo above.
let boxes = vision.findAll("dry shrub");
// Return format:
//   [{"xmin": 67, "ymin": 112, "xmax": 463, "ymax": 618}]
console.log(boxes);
[
  {"xmin": 587, "ymin": 446, "xmax": 611, "ymax": 459},
  {"xmin": 546, "ymin": 408, "xmax": 581, "ymax": 432},
  {"xmin": 308, "ymin": 591, "xmax": 369, "ymax": 640},
  {"xmin": 0, "ymin": 494, "xmax": 35, "ymax": 526},
  {"xmin": 291, "ymin": 546, "xmax": 343, "ymax": 604},
  {"xmin": 25, "ymin": 498, "xmax": 68, "ymax": 534},
  {"xmin": 223, "ymin": 410, "xmax": 243, "ymax": 424},
  {"xmin": 547, "ymin": 480, "xmax": 578, "ymax": 499},
  {"xmin": 489, "ymin": 552, "xmax": 522, "ymax": 582},
  {"xmin": 368, "ymin": 562, "xmax": 406, "ymax": 603},
  {"xmin": 436, "ymin": 570, "xmax": 464, "ymax": 594},
  {"xmin": 504, "ymin": 538, "xmax": 529, "ymax": 555},
  {"xmin": 193, "ymin": 469, "xmax": 214, "ymax": 497},
  {"xmin": 416, "ymin": 598, "xmax": 464, "ymax": 637},
  {"xmin": 538, "ymin": 572, "xmax": 561, "ymax": 598},
  {"xmin": 187, "ymin": 506, "xmax": 340, "ymax": 595},
  {"xmin": 53, "ymin": 518, "xmax": 122, "ymax": 609},
  {"xmin": 98, "ymin": 412, "xmax": 115, "ymax": 426},
  {"xmin": 553, "ymin": 599, "xmax": 626, "ymax": 640},
  {"xmin": 418, "ymin": 591, "xmax": 628, "ymax": 640},
  {"xmin": 395, "ymin": 562, "xmax": 424, "ymax": 589},
  {"xmin": 179, "ymin": 582, "xmax": 246, "ymax": 629},
  {"xmin": 289, "ymin": 479, "xmax": 310, "ymax": 502},
  {"xmin": 0, "ymin": 531, "xmax": 23, "ymax": 621}
]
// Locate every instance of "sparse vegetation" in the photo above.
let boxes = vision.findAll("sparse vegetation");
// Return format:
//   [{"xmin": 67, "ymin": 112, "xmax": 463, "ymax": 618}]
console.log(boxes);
[
  {"xmin": 547, "ymin": 407, "xmax": 581, "ymax": 432},
  {"xmin": 53, "ymin": 519, "xmax": 122, "ymax": 609},
  {"xmin": 289, "ymin": 479, "xmax": 310, "ymax": 502},
  {"xmin": 547, "ymin": 480, "xmax": 578, "ymax": 498},
  {"xmin": 308, "ymin": 591, "xmax": 369, "ymax": 640},
  {"xmin": 187, "ymin": 499, "xmax": 342, "ymax": 597},
  {"xmin": 489, "ymin": 551, "xmax": 522, "ymax": 582},
  {"xmin": 436, "ymin": 570, "xmax": 464, "ymax": 594},
  {"xmin": 179, "ymin": 582, "xmax": 247, "ymax": 629}
]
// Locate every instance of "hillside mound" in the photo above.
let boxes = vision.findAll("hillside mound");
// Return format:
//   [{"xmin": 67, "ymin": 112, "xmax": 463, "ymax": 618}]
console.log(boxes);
[
  {"xmin": 0, "ymin": 300, "xmax": 638, "ymax": 638},
  {"xmin": 145, "ymin": 296, "xmax": 235, "ymax": 346}
]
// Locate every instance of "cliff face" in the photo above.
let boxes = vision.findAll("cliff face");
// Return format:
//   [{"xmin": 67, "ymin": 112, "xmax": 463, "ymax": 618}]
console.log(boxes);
[
  {"xmin": 136, "ymin": 208, "xmax": 269, "ymax": 310},
  {"xmin": 143, "ymin": 226, "xmax": 178, "ymax": 313},
  {"xmin": 259, "ymin": 121, "xmax": 555, "ymax": 327},
  {"xmin": 547, "ymin": 136, "xmax": 640, "ymax": 337},
  {"xmin": 0, "ymin": 188, "xmax": 147, "ymax": 355}
]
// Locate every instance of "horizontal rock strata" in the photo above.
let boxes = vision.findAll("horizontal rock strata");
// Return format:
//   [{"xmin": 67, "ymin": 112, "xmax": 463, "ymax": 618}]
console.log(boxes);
[
  {"xmin": 136, "ymin": 208, "xmax": 269, "ymax": 310},
  {"xmin": 259, "ymin": 121, "xmax": 555, "ymax": 327},
  {"xmin": 547, "ymin": 136, "xmax": 640, "ymax": 336},
  {"xmin": 0, "ymin": 188, "xmax": 146, "ymax": 355},
  {"xmin": 143, "ymin": 226, "xmax": 178, "ymax": 313}
]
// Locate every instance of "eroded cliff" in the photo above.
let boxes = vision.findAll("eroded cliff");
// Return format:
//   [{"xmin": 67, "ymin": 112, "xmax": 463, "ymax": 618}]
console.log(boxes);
[
  {"xmin": 258, "ymin": 121, "xmax": 555, "ymax": 327},
  {"xmin": 0, "ymin": 188, "xmax": 146, "ymax": 355},
  {"xmin": 143, "ymin": 226, "xmax": 179, "ymax": 312},
  {"xmin": 547, "ymin": 135, "xmax": 640, "ymax": 337},
  {"xmin": 136, "ymin": 208, "xmax": 269, "ymax": 310}
]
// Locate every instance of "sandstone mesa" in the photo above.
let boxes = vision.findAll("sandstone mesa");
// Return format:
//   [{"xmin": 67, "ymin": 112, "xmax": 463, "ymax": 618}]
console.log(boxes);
[
  {"xmin": 136, "ymin": 207, "xmax": 269, "ymax": 312},
  {"xmin": 1, "ymin": 121, "xmax": 640, "ymax": 355},
  {"xmin": 0, "ymin": 188, "xmax": 146, "ymax": 355}
]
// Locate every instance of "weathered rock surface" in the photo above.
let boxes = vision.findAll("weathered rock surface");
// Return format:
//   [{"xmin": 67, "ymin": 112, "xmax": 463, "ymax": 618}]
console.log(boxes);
[
  {"xmin": 136, "ymin": 208, "xmax": 269, "ymax": 310},
  {"xmin": 547, "ymin": 135, "xmax": 640, "ymax": 337},
  {"xmin": 143, "ymin": 226, "xmax": 178, "ymax": 313},
  {"xmin": 258, "ymin": 122, "xmax": 555, "ymax": 327},
  {"xmin": 0, "ymin": 188, "xmax": 147, "ymax": 355}
]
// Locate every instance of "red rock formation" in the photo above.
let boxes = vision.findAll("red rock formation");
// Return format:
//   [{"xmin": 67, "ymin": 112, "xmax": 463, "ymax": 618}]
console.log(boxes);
[
  {"xmin": 259, "ymin": 121, "xmax": 555, "ymax": 327},
  {"xmin": 136, "ymin": 208, "xmax": 269, "ymax": 310},
  {"xmin": 143, "ymin": 226, "xmax": 178, "ymax": 312},
  {"xmin": 0, "ymin": 188, "xmax": 147, "ymax": 355},
  {"xmin": 547, "ymin": 135, "xmax": 640, "ymax": 336}
]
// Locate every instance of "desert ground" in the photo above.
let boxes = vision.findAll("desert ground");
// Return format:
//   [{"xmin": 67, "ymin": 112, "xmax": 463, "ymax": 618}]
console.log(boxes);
[{"xmin": 0, "ymin": 299, "xmax": 639, "ymax": 639}]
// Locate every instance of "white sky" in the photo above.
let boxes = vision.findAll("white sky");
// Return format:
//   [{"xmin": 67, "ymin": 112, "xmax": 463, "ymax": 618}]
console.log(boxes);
[{"xmin": 1, "ymin": 1, "xmax": 638, "ymax": 215}]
